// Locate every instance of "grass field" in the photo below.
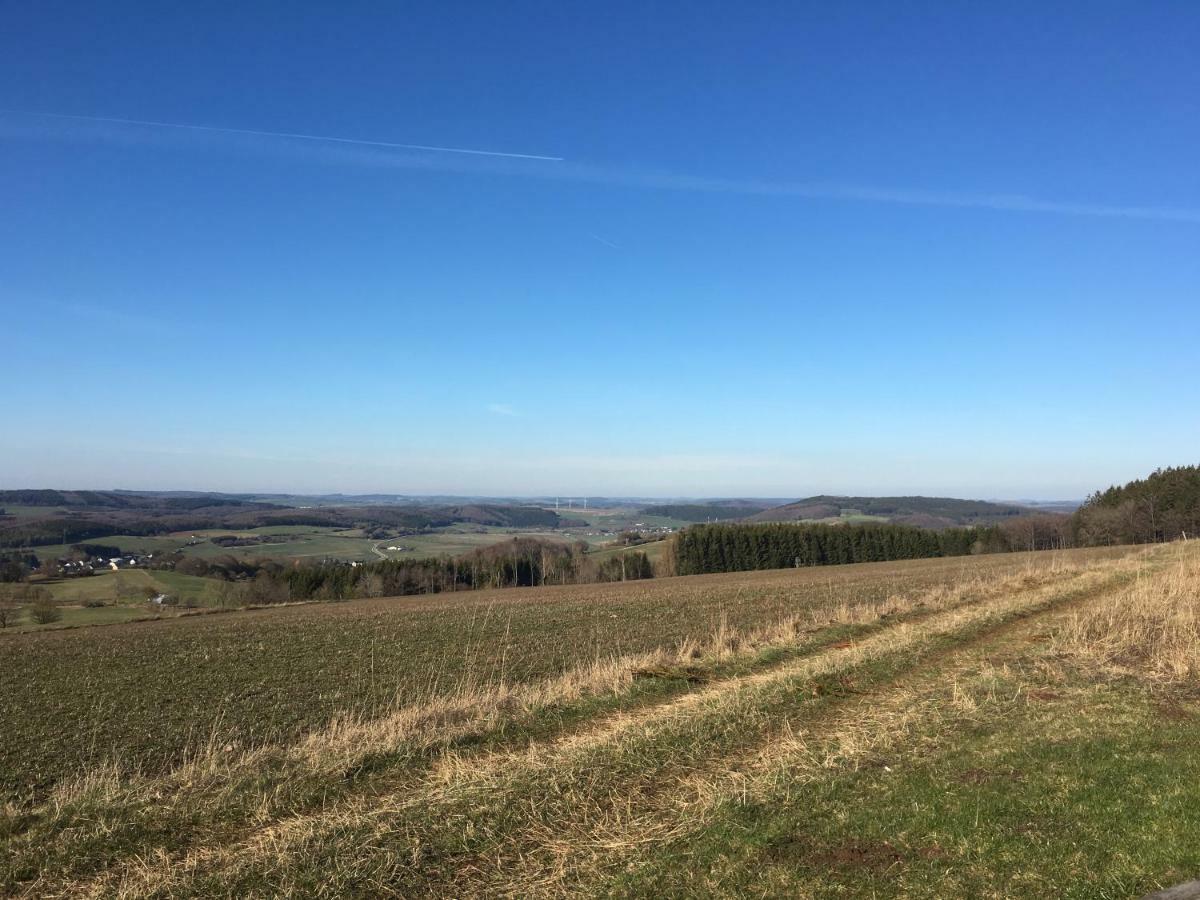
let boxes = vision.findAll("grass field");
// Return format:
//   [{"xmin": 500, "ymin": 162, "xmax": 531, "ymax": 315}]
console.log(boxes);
[
  {"xmin": 587, "ymin": 536, "xmax": 670, "ymax": 565},
  {"xmin": 3, "ymin": 543, "xmax": 1198, "ymax": 897},
  {"xmin": 373, "ymin": 527, "xmax": 582, "ymax": 559},
  {"xmin": 39, "ymin": 569, "xmax": 223, "ymax": 606},
  {"xmin": 0, "ymin": 570, "xmax": 228, "ymax": 632}
]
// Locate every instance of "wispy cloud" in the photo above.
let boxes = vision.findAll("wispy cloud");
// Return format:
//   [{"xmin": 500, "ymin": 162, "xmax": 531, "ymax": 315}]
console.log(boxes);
[
  {"xmin": 486, "ymin": 403, "xmax": 518, "ymax": 417},
  {"xmin": 4, "ymin": 109, "xmax": 1199, "ymax": 225}
]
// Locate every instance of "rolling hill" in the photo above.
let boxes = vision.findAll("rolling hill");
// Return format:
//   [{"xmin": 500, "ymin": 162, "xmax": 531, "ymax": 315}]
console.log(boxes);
[{"xmin": 747, "ymin": 495, "xmax": 1034, "ymax": 528}]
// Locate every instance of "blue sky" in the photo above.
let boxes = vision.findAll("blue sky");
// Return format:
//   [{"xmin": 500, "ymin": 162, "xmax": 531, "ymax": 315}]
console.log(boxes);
[{"xmin": 3, "ymin": 2, "xmax": 1198, "ymax": 498}]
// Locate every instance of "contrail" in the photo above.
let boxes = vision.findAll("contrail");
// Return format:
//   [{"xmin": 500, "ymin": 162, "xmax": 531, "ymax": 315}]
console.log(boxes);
[
  {"xmin": 589, "ymin": 233, "xmax": 620, "ymax": 249},
  {"xmin": 5, "ymin": 109, "xmax": 1196, "ymax": 225},
  {"xmin": 1, "ymin": 110, "xmax": 564, "ymax": 161}
]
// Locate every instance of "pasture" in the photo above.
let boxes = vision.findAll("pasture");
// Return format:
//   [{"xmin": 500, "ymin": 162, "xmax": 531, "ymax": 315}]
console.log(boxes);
[{"xmin": 3, "ymin": 542, "xmax": 1199, "ymax": 897}]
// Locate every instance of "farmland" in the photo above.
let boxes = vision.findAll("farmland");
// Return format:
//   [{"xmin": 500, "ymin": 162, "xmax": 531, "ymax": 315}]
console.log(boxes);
[
  {"xmin": 4, "ymin": 542, "xmax": 1199, "ymax": 896},
  {"xmin": 2, "ymin": 500, "xmax": 646, "ymax": 567},
  {"xmin": 7, "ymin": 524, "xmax": 575, "ymax": 566}
]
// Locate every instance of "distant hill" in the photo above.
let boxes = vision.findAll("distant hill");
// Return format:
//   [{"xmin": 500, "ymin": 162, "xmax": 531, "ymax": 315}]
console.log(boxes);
[
  {"xmin": 440, "ymin": 505, "xmax": 562, "ymax": 528},
  {"xmin": 0, "ymin": 489, "xmax": 278, "ymax": 512},
  {"xmin": 747, "ymin": 495, "xmax": 1033, "ymax": 528},
  {"xmin": 0, "ymin": 489, "xmax": 140, "ymax": 508},
  {"xmin": 1015, "ymin": 500, "xmax": 1081, "ymax": 514},
  {"xmin": 0, "ymin": 490, "xmax": 565, "ymax": 549},
  {"xmin": 640, "ymin": 502, "xmax": 777, "ymax": 522}
]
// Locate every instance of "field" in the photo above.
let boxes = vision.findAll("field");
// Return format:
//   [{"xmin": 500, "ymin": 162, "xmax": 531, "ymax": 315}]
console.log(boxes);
[
  {"xmin": 40, "ymin": 569, "xmax": 223, "ymax": 606},
  {"xmin": 3, "ymin": 543, "xmax": 1199, "ymax": 896},
  {"xmin": 369, "ymin": 526, "xmax": 581, "ymax": 559}
]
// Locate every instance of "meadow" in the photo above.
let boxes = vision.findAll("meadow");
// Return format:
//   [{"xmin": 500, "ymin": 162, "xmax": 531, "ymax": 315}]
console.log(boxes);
[{"xmin": 6, "ymin": 542, "xmax": 1198, "ymax": 896}]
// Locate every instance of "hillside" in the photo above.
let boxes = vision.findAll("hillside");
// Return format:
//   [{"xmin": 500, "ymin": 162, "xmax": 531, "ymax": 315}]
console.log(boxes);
[
  {"xmin": 748, "ymin": 495, "xmax": 1033, "ymax": 527},
  {"xmin": 0, "ymin": 493, "xmax": 565, "ymax": 549}
]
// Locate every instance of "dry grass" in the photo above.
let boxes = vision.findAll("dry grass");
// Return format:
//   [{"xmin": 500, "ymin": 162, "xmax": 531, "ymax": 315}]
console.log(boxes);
[{"xmin": 1057, "ymin": 544, "xmax": 1200, "ymax": 680}]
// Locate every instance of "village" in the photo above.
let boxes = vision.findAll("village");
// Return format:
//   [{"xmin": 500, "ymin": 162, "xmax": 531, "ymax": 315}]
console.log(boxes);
[{"xmin": 56, "ymin": 552, "xmax": 154, "ymax": 577}]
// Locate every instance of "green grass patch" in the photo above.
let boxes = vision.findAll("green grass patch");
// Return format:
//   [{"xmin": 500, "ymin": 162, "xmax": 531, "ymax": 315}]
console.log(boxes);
[{"xmin": 613, "ymin": 645, "xmax": 1200, "ymax": 897}]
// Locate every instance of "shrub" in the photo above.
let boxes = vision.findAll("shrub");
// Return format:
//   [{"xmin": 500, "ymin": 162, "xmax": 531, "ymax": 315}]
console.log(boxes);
[
  {"xmin": 29, "ymin": 597, "xmax": 62, "ymax": 625},
  {"xmin": 0, "ymin": 602, "xmax": 20, "ymax": 628}
]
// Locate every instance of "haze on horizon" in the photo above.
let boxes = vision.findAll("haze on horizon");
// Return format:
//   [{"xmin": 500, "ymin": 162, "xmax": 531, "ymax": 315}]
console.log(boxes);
[
  {"xmin": 3, "ymin": 4, "xmax": 1197, "ymax": 501},
  {"xmin": 0, "ymin": 445, "xmax": 1148, "ymax": 504}
]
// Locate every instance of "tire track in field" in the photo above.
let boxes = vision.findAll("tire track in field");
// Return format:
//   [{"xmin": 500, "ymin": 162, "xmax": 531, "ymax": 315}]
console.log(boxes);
[
  {"xmin": 79, "ymin": 555, "xmax": 1154, "ymax": 898},
  {"xmin": 484, "ymin": 559, "xmax": 1152, "ymax": 897}
]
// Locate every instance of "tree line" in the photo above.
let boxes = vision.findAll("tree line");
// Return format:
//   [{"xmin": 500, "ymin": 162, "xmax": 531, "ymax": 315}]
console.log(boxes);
[
  {"xmin": 666, "ymin": 468, "xmax": 1200, "ymax": 577},
  {"xmin": 1071, "ymin": 465, "xmax": 1200, "ymax": 546},
  {"xmin": 666, "ymin": 518, "xmax": 1078, "ymax": 576},
  {"xmin": 181, "ymin": 537, "xmax": 656, "ymax": 605},
  {"xmin": 668, "ymin": 522, "xmax": 980, "ymax": 574}
]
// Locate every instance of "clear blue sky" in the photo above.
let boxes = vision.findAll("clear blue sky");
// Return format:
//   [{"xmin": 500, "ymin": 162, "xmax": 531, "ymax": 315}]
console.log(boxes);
[{"xmin": 3, "ymin": 2, "xmax": 1197, "ymax": 498}]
